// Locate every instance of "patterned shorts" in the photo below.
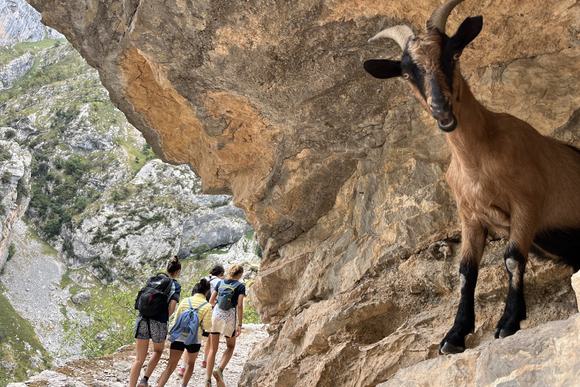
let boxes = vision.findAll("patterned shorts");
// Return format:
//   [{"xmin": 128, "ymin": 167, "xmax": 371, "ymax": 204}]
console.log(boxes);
[
  {"xmin": 134, "ymin": 317, "xmax": 167, "ymax": 343},
  {"xmin": 211, "ymin": 306, "xmax": 236, "ymax": 338}
]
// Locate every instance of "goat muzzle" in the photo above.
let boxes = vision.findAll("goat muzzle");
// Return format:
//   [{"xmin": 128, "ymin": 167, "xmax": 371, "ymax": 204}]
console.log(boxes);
[{"xmin": 434, "ymin": 110, "xmax": 457, "ymax": 132}]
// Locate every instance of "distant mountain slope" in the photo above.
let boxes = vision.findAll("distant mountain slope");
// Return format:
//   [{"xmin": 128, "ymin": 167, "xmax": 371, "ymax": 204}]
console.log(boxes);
[{"xmin": 0, "ymin": 0, "xmax": 61, "ymax": 46}]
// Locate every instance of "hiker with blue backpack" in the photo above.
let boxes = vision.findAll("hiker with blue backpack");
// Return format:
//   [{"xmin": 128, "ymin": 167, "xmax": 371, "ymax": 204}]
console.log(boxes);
[
  {"xmin": 177, "ymin": 264, "xmax": 225, "ymax": 377},
  {"xmin": 157, "ymin": 277, "xmax": 213, "ymax": 387},
  {"xmin": 205, "ymin": 264, "xmax": 246, "ymax": 387},
  {"xmin": 129, "ymin": 257, "xmax": 182, "ymax": 387}
]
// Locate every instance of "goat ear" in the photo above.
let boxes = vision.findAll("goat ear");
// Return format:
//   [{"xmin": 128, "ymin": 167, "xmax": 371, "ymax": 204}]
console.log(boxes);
[
  {"xmin": 449, "ymin": 16, "xmax": 483, "ymax": 52},
  {"xmin": 363, "ymin": 59, "xmax": 402, "ymax": 79}
]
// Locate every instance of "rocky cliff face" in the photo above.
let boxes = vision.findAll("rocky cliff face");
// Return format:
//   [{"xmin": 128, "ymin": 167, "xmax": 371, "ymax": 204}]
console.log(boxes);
[
  {"xmin": 27, "ymin": 0, "xmax": 579, "ymax": 385},
  {"xmin": 0, "ymin": 140, "xmax": 31, "ymax": 270},
  {"xmin": 0, "ymin": 0, "xmax": 61, "ymax": 45}
]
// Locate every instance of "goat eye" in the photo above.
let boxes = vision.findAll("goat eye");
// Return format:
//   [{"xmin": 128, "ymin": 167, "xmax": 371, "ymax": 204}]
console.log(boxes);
[
  {"xmin": 402, "ymin": 73, "xmax": 410, "ymax": 80},
  {"xmin": 453, "ymin": 53, "xmax": 461, "ymax": 61}
]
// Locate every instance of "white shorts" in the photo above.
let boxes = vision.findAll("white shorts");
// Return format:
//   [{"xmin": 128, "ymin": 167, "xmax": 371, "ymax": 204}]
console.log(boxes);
[{"xmin": 211, "ymin": 306, "xmax": 236, "ymax": 338}]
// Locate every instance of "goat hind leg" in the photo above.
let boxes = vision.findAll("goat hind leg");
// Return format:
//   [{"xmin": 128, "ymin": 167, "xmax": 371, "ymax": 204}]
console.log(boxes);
[
  {"xmin": 495, "ymin": 241, "xmax": 528, "ymax": 338},
  {"xmin": 440, "ymin": 220, "xmax": 487, "ymax": 355}
]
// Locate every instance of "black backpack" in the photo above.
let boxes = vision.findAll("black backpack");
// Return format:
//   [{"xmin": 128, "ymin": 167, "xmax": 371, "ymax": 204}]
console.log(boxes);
[{"xmin": 135, "ymin": 273, "xmax": 173, "ymax": 318}]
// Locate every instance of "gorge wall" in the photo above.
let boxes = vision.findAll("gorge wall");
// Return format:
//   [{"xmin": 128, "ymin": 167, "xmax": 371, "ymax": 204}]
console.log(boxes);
[{"xmin": 26, "ymin": 0, "xmax": 580, "ymax": 385}]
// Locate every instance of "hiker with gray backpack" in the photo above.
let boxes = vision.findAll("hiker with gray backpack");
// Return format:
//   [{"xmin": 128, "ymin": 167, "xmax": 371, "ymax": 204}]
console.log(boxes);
[
  {"xmin": 205, "ymin": 264, "xmax": 246, "ymax": 387},
  {"xmin": 129, "ymin": 257, "xmax": 182, "ymax": 387},
  {"xmin": 157, "ymin": 277, "xmax": 213, "ymax": 387}
]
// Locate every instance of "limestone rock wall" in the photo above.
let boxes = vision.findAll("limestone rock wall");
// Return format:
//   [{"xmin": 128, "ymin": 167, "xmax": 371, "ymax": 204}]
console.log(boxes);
[
  {"xmin": 27, "ymin": 0, "xmax": 580, "ymax": 385},
  {"xmin": 0, "ymin": 140, "xmax": 31, "ymax": 271},
  {"xmin": 0, "ymin": 0, "xmax": 61, "ymax": 45}
]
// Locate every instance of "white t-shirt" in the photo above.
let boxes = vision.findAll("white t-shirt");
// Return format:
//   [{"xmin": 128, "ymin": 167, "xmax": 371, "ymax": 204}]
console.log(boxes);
[{"xmin": 207, "ymin": 275, "xmax": 222, "ymax": 292}]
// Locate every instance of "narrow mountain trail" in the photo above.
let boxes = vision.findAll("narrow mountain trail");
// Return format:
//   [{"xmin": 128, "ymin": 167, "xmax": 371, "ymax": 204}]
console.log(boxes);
[{"xmin": 9, "ymin": 324, "xmax": 268, "ymax": 386}]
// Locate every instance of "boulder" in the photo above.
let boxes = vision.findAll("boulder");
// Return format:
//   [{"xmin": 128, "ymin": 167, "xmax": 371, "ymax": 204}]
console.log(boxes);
[
  {"xmin": 71, "ymin": 290, "xmax": 91, "ymax": 305},
  {"xmin": 179, "ymin": 205, "xmax": 251, "ymax": 257},
  {"xmin": 379, "ymin": 314, "xmax": 580, "ymax": 387},
  {"xmin": 572, "ymin": 271, "xmax": 580, "ymax": 311},
  {"xmin": 0, "ymin": 53, "xmax": 34, "ymax": 90}
]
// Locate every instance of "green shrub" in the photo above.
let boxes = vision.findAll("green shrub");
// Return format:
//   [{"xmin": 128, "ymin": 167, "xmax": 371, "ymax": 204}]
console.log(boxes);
[
  {"xmin": 0, "ymin": 292, "xmax": 51, "ymax": 384},
  {"xmin": 4, "ymin": 129, "xmax": 16, "ymax": 140},
  {"xmin": 0, "ymin": 145, "xmax": 10, "ymax": 162},
  {"xmin": 64, "ymin": 285, "xmax": 137, "ymax": 358},
  {"xmin": 28, "ymin": 154, "xmax": 100, "ymax": 240},
  {"xmin": 243, "ymin": 299, "xmax": 261, "ymax": 324},
  {"xmin": 1, "ymin": 171, "xmax": 12, "ymax": 184},
  {"xmin": 7, "ymin": 244, "xmax": 16, "ymax": 262}
]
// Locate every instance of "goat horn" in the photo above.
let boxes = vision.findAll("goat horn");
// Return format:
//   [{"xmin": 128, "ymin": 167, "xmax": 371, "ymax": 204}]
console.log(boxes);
[
  {"xmin": 368, "ymin": 24, "xmax": 415, "ymax": 51},
  {"xmin": 427, "ymin": 0, "xmax": 464, "ymax": 34}
]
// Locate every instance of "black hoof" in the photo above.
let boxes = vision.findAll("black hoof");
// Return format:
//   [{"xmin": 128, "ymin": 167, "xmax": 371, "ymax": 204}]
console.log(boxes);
[
  {"xmin": 494, "ymin": 327, "xmax": 518, "ymax": 339},
  {"xmin": 439, "ymin": 340, "xmax": 465, "ymax": 355}
]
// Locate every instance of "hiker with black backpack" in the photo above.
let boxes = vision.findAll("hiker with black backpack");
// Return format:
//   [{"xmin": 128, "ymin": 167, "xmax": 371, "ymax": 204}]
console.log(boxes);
[
  {"xmin": 157, "ymin": 278, "xmax": 213, "ymax": 387},
  {"xmin": 129, "ymin": 257, "xmax": 182, "ymax": 387},
  {"xmin": 205, "ymin": 264, "xmax": 246, "ymax": 387}
]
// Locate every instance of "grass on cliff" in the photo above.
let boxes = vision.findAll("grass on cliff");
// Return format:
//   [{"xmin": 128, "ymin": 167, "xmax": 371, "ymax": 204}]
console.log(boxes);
[
  {"xmin": 0, "ymin": 290, "xmax": 51, "ymax": 386},
  {"xmin": 0, "ymin": 40, "xmax": 84, "ymax": 105},
  {"xmin": 0, "ymin": 39, "xmax": 60, "ymax": 66},
  {"xmin": 116, "ymin": 138, "xmax": 156, "ymax": 174}
]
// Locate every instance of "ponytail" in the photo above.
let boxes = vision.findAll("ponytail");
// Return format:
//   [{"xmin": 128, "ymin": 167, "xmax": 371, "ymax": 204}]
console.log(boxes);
[{"xmin": 167, "ymin": 256, "xmax": 181, "ymax": 275}]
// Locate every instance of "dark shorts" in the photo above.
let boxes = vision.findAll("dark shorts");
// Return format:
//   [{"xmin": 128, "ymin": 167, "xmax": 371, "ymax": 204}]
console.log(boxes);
[
  {"xmin": 134, "ymin": 317, "xmax": 167, "ymax": 343},
  {"xmin": 170, "ymin": 341, "xmax": 201, "ymax": 353}
]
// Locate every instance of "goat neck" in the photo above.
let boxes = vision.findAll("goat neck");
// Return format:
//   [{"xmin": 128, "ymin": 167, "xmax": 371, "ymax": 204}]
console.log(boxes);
[{"xmin": 446, "ymin": 74, "xmax": 491, "ymax": 169}]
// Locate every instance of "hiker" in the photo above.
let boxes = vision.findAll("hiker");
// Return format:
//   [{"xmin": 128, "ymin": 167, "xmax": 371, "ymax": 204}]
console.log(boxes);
[
  {"xmin": 129, "ymin": 256, "xmax": 182, "ymax": 387},
  {"xmin": 157, "ymin": 278, "xmax": 213, "ymax": 387},
  {"xmin": 205, "ymin": 264, "xmax": 246, "ymax": 387},
  {"xmin": 178, "ymin": 264, "xmax": 225, "ymax": 377},
  {"xmin": 205, "ymin": 265, "xmax": 225, "ymax": 300}
]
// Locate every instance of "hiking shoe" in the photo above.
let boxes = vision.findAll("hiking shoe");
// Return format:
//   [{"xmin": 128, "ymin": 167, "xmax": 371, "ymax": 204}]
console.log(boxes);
[
  {"xmin": 137, "ymin": 377, "xmax": 148, "ymax": 387},
  {"xmin": 177, "ymin": 365, "xmax": 185, "ymax": 377},
  {"xmin": 213, "ymin": 367, "xmax": 225, "ymax": 387}
]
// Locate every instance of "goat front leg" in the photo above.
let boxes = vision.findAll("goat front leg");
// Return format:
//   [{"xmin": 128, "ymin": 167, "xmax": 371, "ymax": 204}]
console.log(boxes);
[
  {"xmin": 440, "ymin": 218, "xmax": 487, "ymax": 355},
  {"xmin": 495, "ymin": 209, "xmax": 536, "ymax": 338}
]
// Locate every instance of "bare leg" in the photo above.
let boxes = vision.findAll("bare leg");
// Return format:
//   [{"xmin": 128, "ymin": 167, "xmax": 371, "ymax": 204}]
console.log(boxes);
[
  {"xmin": 157, "ymin": 348, "xmax": 183, "ymax": 387},
  {"xmin": 182, "ymin": 351, "xmax": 199, "ymax": 386},
  {"xmin": 219, "ymin": 336, "xmax": 237, "ymax": 371},
  {"xmin": 440, "ymin": 217, "xmax": 487, "ymax": 354},
  {"xmin": 206, "ymin": 333, "xmax": 220, "ymax": 384},
  {"xmin": 129, "ymin": 339, "xmax": 149, "ymax": 387},
  {"xmin": 203, "ymin": 335, "xmax": 211, "ymax": 366},
  {"xmin": 143, "ymin": 341, "xmax": 165, "ymax": 380}
]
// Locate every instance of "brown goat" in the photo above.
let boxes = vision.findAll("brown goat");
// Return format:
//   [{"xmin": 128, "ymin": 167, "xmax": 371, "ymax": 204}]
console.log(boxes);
[{"xmin": 363, "ymin": 0, "xmax": 580, "ymax": 355}]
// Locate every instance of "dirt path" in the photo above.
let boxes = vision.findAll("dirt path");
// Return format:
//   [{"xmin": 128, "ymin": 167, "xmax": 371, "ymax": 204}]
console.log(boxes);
[{"xmin": 9, "ymin": 324, "xmax": 268, "ymax": 387}]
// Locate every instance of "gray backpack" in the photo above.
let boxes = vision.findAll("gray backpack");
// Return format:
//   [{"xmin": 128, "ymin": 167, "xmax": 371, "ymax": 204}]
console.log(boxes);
[{"xmin": 216, "ymin": 281, "xmax": 240, "ymax": 310}]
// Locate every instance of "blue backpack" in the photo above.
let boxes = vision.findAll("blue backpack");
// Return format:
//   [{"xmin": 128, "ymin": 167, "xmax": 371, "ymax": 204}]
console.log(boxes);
[{"xmin": 168, "ymin": 299, "xmax": 207, "ymax": 345}]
